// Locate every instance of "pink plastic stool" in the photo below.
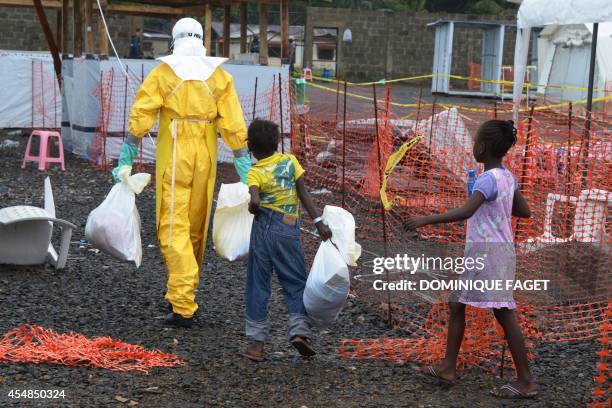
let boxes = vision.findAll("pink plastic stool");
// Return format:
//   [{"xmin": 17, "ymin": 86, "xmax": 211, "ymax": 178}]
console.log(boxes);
[{"xmin": 22, "ymin": 130, "xmax": 65, "ymax": 171}]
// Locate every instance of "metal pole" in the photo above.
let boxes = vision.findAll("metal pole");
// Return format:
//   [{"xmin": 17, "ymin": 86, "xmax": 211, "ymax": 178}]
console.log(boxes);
[
  {"xmin": 122, "ymin": 66, "xmax": 129, "ymax": 141},
  {"xmin": 99, "ymin": 70, "xmax": 106, "ymax": 167},
  {"xmin": 53, "ymin": 66, "xmax": 57, "ymax": 129},
  {"xmin": 252, "ymin": 77, "xmax": 258, "ymax": 120},
  {"xmin": 500, "ymin": 345, "xmax": 506, "ymax": 378},
  {"xmin": 31, "ymin": 60, "xmax": 35, "ymax": 128},
  {"xmin": 41, "ymin": 62, "xmax": 46, "ymax": 128},
  {"xmin": 515, "ymin": 104, "xmax": 536, "ymax": 240},
  {"xmin": 341, "ymin": 80, "xmax": 348, "ymax": 209},
  {"xmin": 428, "ymin": 95, "xmax": 437, "ymax": 153},
  {"xmin": 372, "ymin": 83, "xmax": 392, "ymax": 326},
  {"xmin": 415, "ymin": 86, "xmax": 423, "ymax": 124},
  {"xmin": 565, "ymin": 102, "xmax": 573, "ymax": 197},
  {"xmin": 278, "ymin": 73, "xmax": 285, "ymax": 153},
  {"xmin": 335, "ymin": 79, "xmax": 340, "ymax": 124},
  {"xmin": 581, "ymin": 22, "xmax": 598, "ymax": 189}
]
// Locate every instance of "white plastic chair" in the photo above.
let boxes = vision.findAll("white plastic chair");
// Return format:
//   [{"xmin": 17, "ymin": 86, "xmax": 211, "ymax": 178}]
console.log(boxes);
[
  {"xmin": 0, "ymin": 177, "xmax": 76, "ymax": 269},
  {"xmin": 522, "ymin": 189, "xmax": 611, "ymax": 252}
]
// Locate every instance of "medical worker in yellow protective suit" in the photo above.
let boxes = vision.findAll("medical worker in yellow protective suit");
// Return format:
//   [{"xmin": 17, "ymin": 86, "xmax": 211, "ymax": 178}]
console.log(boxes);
[{"xmin": 112, "ymin": 18, "xmax": 251, "ymax": 328}]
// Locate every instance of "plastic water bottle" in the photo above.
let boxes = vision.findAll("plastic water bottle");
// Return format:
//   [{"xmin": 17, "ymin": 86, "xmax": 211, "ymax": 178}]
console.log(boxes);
[{"xmin": 467, "ymin": 169, "xmax": 476, "ymax": 197}]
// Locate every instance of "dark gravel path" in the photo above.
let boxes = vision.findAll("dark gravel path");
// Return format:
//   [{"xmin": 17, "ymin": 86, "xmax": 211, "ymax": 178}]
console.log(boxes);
[{"xmin": 0, "ymin": 133, "xmax": 600, "ymax": 407}]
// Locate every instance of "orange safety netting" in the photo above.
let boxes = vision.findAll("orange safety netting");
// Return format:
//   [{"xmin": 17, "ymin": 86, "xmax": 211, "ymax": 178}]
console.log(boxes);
[
  {"xmin": 84, "ymin": 72, "xmax": 609, "ymax": 398},
  {"xmin": 0, "ymin": 325, "xmax": 185, "ymax": 372},
  {"xmin": 589, "ymin": 316, "xmax": 611, "ymax": 408},
  {"xmin": 31, "ymin": 59, "xmax": 61, "ymax": 129},
  {"xmin": 291, "ymin": 80, "xmax": 610, "ymax": 402},
  {"xmin": 341, "ymin": 303, "xmax": 540, "ymax": 374}
]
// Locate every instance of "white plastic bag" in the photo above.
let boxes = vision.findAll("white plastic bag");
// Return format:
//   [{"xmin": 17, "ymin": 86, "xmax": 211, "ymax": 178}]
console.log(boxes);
[
  {"xmin": 304, "ymin": 240, "xmax": 351, "ymax": 328},
  {"xmin": 320, "ymin": 206, "xmax": 362, "ymax": 266},
  {"xmin": 85, "ymin": 173, "xmax": 150, "ymax": 267},
  {"xmin": 212, "ymin": 182, "xmax": 254, "ymax": 261},
  {"xmin": 304, "ymin": 206, "xmax": 361, "ymax": 328}
]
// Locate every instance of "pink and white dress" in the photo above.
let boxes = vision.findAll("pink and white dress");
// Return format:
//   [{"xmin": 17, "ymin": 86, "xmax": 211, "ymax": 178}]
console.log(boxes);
[{"xmin": 457, "ymin": 167, "xmax": 518, "ymax": 309}]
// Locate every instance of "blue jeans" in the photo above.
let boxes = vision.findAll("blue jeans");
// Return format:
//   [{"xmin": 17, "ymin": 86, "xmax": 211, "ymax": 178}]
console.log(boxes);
[{"xmin": 245, "ymin": 207, "xmax": 311, "ymax": 342}]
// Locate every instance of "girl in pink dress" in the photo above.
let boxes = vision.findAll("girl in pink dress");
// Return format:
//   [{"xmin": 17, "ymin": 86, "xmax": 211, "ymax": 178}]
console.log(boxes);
[{"xmin": 406, "ymin": 120, "xmax": 537, "ymax": 399}]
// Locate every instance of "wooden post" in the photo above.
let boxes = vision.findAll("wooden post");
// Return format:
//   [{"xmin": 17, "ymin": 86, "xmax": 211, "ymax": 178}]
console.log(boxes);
[
  {"xmin": 73, "ymin": 0, "xmax": 83, "ymax": 57},
  {"xmin": 204, "ymin": 3, "xmax": 212, "ymax": 56},
  {"xmin": 98, "ymin": 0, "xmax": 108, "ymax": 57},
  {"xmin": 56, "ymin": 8, "xmax": 62, "ymax": 53},
  {"xmin": 280, "ymin": 0, "xmax": 289, "ymax": 60},
  {"xmin": 85, "ymin": 0, "xmax": 94, "ymax": 54},
  {"xmin": 223, "ymin": 5, "xmax": 231, "ymax": 58},
  {"xmin": 259, "ymin": 3, "xmax": 268, "ymax": 65},
  {"xmin": 61, "ymin": 0, "xmax": 69, "ymax": 54},
  {"xmin": 32, "ymin": 0, "xmax": 62, "ymax": 83},
  {"xmin": 240, "ymin": 2, "xmax": 247, "ymax": 54}
]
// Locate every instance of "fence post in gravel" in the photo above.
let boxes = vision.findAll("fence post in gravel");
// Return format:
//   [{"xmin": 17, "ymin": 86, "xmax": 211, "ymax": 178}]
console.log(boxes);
[
  {"xmin": 341, "ymin": 80, "xmax": 347, "ymax": 209},
  {"xmin": 372, "ymin": 82, "xmax": 392, "ymax": 325}
]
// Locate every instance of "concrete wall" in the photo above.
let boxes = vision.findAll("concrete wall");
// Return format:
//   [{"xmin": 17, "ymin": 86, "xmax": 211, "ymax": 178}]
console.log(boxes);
[
  {"xmin": 304, "ymin": 7, "xmax": 517, "ymax": 83},
  {"xmin": 0, "ymin": 6, "xmax": 133, "ymax": 58}
]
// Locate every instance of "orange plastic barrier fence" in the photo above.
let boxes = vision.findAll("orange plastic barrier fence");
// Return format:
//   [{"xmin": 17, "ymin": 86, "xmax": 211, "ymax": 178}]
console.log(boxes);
[
  {"xmin": 290, "ymin": 81, "xmax": 610, "ymax": 402},
  {"xmin": 0, "ymin": 325, "xmax": 185, "ymax": 373}
]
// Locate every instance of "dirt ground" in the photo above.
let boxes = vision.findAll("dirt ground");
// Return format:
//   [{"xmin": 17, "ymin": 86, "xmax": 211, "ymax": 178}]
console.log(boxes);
[{"xmin": 0, "ymin": 133, "xmax": 601, "ymax": 407}]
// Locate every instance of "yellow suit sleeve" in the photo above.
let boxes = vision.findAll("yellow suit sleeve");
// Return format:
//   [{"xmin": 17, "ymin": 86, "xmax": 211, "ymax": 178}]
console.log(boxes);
[
  {"xmin": 129, "ymin": 67, "xmax": 163, "ymax": 137},
  {"xmin": 210, "ymin": 68, "xmax": 247, "ymax": 151}
]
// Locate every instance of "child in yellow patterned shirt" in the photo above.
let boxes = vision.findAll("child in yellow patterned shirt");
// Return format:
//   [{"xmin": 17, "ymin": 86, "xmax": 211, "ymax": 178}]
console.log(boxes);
[{"xmin": 240, "ymin": 119, "xmax": 331, "ymax": 361}]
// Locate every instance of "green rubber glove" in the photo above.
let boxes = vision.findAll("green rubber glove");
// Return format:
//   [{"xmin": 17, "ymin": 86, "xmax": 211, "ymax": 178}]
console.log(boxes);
[
  {"xmin": 112, "ymin": 142, "xmax": 139, "ymax": 183},
  {"xmin": 234, "ymin": 155, "xmax": 252, "ymax": 184}
]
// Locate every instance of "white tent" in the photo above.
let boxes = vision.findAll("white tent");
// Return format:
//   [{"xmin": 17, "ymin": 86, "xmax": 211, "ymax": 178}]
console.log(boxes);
[
  {"xmin": 512, "ymin": 0, "xmax": 612, "ymax": 118},
  {"xmin": 537, "ymin": 23, "xmax": 612, "ymax": 102}
]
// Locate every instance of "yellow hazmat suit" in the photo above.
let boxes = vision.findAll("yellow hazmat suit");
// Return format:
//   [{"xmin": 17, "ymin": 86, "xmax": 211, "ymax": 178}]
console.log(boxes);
[{"xmin": 129, "ymin": 62, "xmax": 247, "ymax": 318}]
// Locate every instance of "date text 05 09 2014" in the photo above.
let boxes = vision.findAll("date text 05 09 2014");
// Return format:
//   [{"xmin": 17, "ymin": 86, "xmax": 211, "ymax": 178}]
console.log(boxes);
[{"xmin": 7, "ymin": 389, "xmax": 66, "ymax": 399}]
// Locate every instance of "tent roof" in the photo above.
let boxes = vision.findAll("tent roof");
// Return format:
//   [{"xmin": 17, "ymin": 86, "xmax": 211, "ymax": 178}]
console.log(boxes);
[
  {"xmin": 427, "ymin": 20, "xmax": 514, "ymax": 29},
  {"xmin": 539, "ymin": 22, "xmax": 612, "ymax": 82},
  {"xmin": 517, "ymin": 0, "xmax": 612, "ymax": 28}
]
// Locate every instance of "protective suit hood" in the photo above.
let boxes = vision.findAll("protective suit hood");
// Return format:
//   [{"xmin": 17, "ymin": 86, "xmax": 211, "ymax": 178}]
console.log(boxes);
[{"xmin": 158, "ymin": 17, "xmax": 228, "ymax": 82}]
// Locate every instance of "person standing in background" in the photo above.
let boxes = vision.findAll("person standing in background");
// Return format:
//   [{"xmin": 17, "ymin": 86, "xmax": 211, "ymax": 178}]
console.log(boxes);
[
  {"xmin": 250, "ymin": 34, "xmax": 260, "ymax": 54},
  {"xmin": 129, "ymin": 28, "xmax": 143, "ymax": 59}
]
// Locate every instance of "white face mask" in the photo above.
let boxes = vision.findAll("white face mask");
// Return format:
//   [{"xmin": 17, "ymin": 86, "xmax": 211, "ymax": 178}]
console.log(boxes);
[{"xmin": 172, "ymin": 37, "xmax": 206, "ymax": 57}]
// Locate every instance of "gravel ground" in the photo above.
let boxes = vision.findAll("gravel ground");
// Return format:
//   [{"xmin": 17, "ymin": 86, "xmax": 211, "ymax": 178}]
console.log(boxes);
[{"xmin": 0, "ymin": 133, "xmax": 601, "ymax": 407}]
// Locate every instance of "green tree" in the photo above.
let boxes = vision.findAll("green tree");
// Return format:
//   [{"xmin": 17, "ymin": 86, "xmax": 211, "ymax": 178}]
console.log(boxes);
[{"xmin": 408, "ymin": 0, "xmax": 427, "ymax": 12}]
